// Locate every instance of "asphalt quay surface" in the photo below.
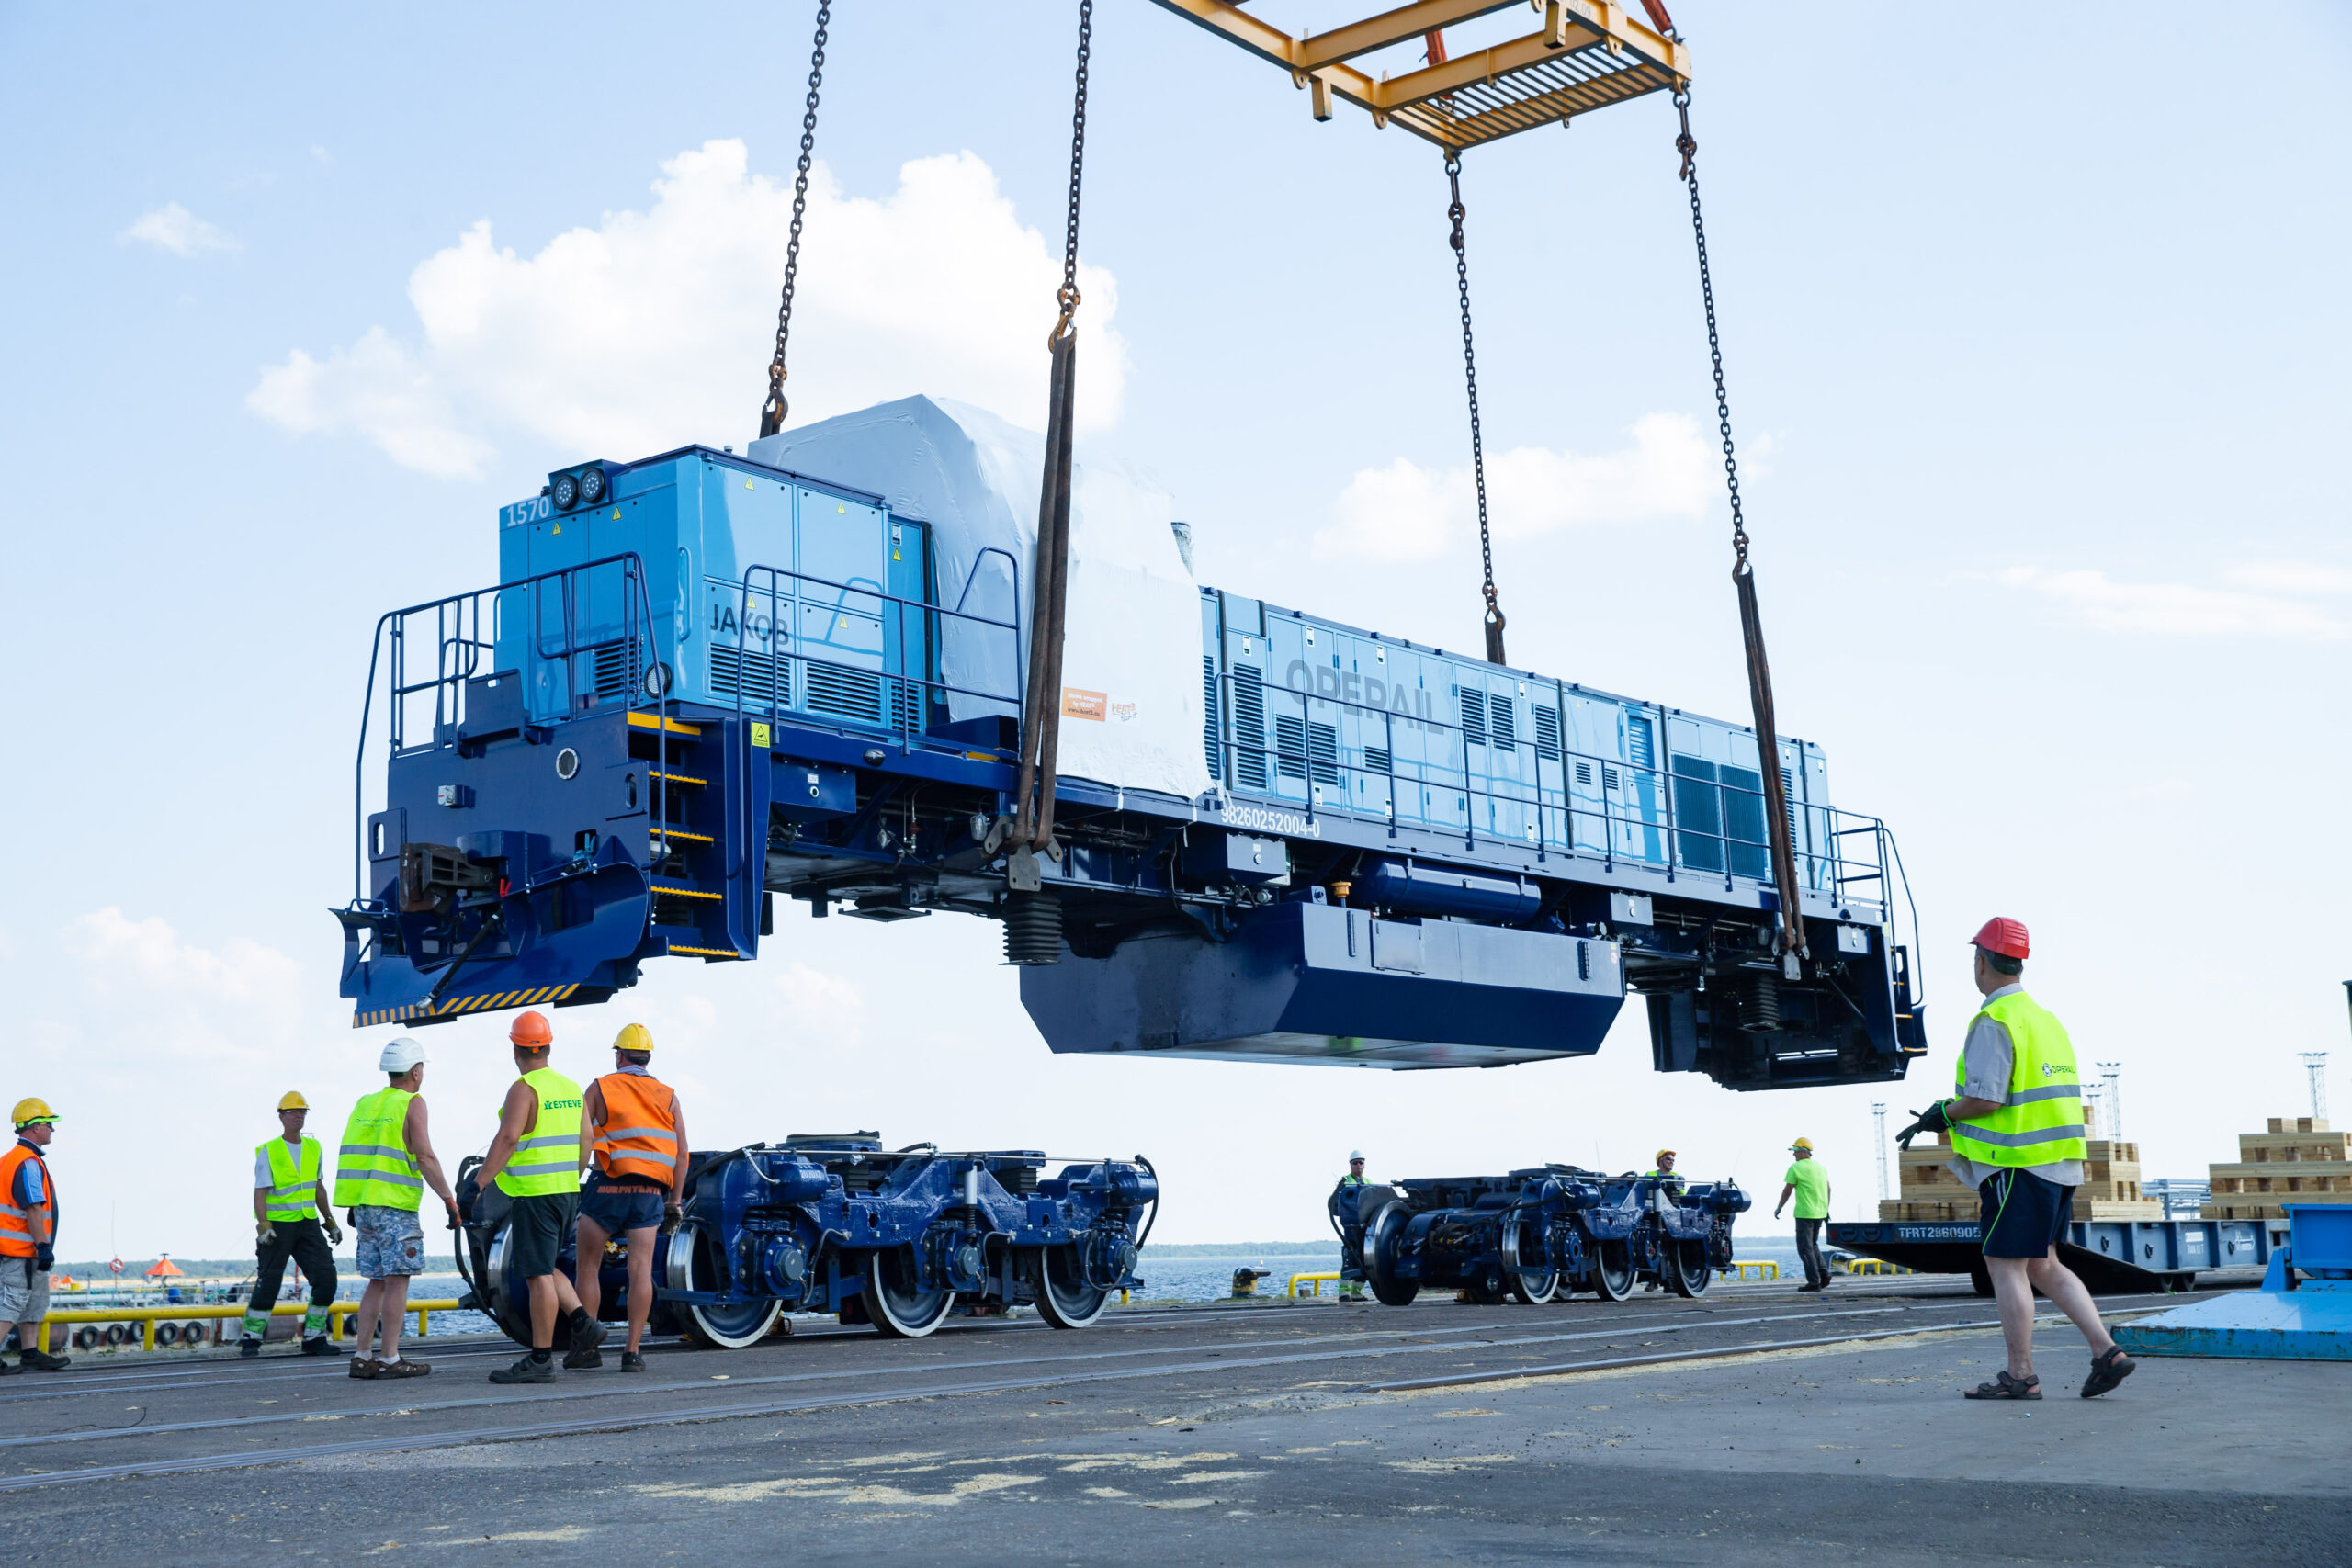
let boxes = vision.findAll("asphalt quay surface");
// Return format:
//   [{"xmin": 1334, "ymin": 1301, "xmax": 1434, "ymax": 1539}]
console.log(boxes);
[{"xmin": 3, "ymin": 1272, "xmax": 2335, "ymax": 1565}]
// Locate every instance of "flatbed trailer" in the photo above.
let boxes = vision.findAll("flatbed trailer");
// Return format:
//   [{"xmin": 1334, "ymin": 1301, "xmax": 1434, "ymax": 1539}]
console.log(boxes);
[{"xmin": 1828, "ymin": 1217, "xmax": 2278, "ymax": 1296}]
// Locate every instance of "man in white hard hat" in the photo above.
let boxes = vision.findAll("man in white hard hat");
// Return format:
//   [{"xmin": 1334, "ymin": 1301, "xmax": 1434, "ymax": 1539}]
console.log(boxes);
[
  {"xmin": 1330, "ymin": 1152, "xmax": 1371, "ymax": 1301},
  {"xmin": 239, "ymin": 1090, "xmax": 343, "ymax": 1357},
  {"xmin": 334, "ymin": 1038, "xmax": 459, "ymax": 1380}
]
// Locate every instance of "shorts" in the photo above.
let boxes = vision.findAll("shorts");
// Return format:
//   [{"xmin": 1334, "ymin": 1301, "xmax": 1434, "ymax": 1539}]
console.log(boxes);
[
  {"xmin": 579, "ymin": 1176, "xmax": 665, "ymax": 1235},
  {"xmin": 505, "ymin": 1192, "xmax": 580, "ymax": 1280},
  {"xmin": 0, "ymin": 1257, "xmax": 51, "ymax": 1325},
  {"xmin": 356, "ymin": 1204, "xmax": 426, "ymax": 1279},
  {"xmin": 1979, "ymin": 1168, "xmax": 2075, "ymax": 1259}
]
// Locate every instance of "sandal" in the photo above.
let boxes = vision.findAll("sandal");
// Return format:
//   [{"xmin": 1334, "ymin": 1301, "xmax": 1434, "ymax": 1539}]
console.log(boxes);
[
  {"xmin": 2081, "ymin": 1345, "xmax": 2135, "ymax": 1399},
  {"xmin": 1962, "ymin": 1370, "xmax": 2041, "ymax": 1400}
]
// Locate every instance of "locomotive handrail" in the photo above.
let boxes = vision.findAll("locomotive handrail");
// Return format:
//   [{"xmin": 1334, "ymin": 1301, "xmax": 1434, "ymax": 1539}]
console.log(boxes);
[
  {"xmin": 351, "ymin": 552, "xmax": 664, "ymax": 903},
  {"xmin": 1206, "ymin": 663, "xmax": 1886, "ymax": 913}
]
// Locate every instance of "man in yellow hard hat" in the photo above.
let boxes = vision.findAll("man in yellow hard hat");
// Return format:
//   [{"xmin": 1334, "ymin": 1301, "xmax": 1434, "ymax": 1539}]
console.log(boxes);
[
  {"xmin": 573, "ymin": 1022, "xmax": 688, "ymax": 1371},
  {"xmin": 239, "ymin": 1092, "xmax": 343, "ymax": 1358},
  {"xmin": 479, "ymin": 1010, "xmax": 603, "ymax": 1383},
  {"xmin": 0, "ymin": 1100, "xmax": 67, "ymax": 1371},
  {"xmin": 1774, "ymin": 1137, "xmax": 1833, "ymax": 1291}
]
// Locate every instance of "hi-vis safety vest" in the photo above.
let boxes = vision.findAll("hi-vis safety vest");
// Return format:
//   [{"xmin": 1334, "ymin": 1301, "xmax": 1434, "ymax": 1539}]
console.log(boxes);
[
  {"xmin": 592, "ymin": 1072, "xmax": 679, "ymax": 1186},
  {"xmin": 495, "ymin": 1068, "xmax": 584, "ymax": 1198},
  {"xmin": 0, "ymin": 1143, "xmax": 54, "ymax": 1259},
  {"xmin": 1950, "ymin": 990, "xmax": 2087, "ymax": 1168},
  {"xmin": 259, "ymin": 1135, "xmax": 322, "ymax": 1222},
  {"xmin": 334, "ymin": 1089, "xmax": 423, "ymax": 1211}
]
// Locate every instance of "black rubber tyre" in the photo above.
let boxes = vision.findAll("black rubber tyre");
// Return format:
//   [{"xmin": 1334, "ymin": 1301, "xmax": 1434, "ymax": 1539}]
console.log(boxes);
[{"xmin": 1371, "ymin": 1274, "xmax": 1420, "ymax": 1307}]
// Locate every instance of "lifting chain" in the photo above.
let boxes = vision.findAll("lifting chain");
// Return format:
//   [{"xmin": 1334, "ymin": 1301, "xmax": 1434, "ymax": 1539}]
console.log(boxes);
[
  {"xmin": 757, "ymin": 0, "xmax": 831, "ymax": 440},
  {"xmin": 1050, "ymin": 0, "xmax": 1094, "ymax": 346},
  {"xmin": 1012, "ymin": 0, "xmax": 1096, "ymax": 861},
  {"xmin": 1674, "ymin": 89, "xmax": 1745, "ymax": 573},
  {"xmin": 1445, "ymin": 154, "xmax": 1507, "ymax": 667},
  {"xmin": 1674, "ymin": 86, "xmax": 1807, "ymax": 964}
]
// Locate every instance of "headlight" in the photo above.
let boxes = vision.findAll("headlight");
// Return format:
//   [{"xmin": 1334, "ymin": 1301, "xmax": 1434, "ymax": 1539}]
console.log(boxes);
[
  {"xmin": 550, "ymin": 471, "xmax": 581, "ymax": 512},
  {"xmin": 578, "ymin": 464, "xmax": 608, "ymax": 506}
]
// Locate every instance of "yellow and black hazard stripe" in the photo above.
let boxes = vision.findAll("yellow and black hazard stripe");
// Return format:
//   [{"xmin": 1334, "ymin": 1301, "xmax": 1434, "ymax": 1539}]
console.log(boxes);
[
  {"xmin": 666, "ymin": 943, "xmax": 742, "ymax": 959},
  {"xmin": 351, "ymin": 984, "xmax": 580, "ymax": 1030}
]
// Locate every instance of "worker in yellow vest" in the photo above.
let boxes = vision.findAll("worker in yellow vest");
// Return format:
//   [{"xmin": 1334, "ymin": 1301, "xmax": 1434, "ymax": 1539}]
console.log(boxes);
[
  {"xmin": 239, "ymin": 1091, "xmax": 343, "ymax": 1358},
  {"xmin": 1897, "ymin": 919, "xmax": 2135, "ymax": 1400},
  {"xmin": 478, "ymin": 1010, "xmax": 604, "ymax": 1384},
  {"xmin": 573, "ymin": 1022, "xmax": 690, "ymax": 1372},
  {"xmin": 0, "ymin": 1099, "xmax": 68, "ymax": 1371},
  {"xmin": 334, "ymin": 1037, "xmax": 461, "ymax": 1381}
]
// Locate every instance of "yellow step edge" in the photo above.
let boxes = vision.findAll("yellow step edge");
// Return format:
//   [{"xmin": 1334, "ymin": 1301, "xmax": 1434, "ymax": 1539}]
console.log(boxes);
[
  {"xmin": 650, "ymin": 885, "xmax": 725, "ymax": 901},
  {"xmin": 650, "ymin": 771, "xmax": 707, "ymax": 786},
  {"xmin": 667, "ymin": 943, "xmax": 742, "ymax": 959},
  {"xmin": 650, "ymin": 828, "xmax": 716, "ymax": 843},
  {"xmin": 627, "ymin": 712, "xmax": 703, "ymax": 736}
]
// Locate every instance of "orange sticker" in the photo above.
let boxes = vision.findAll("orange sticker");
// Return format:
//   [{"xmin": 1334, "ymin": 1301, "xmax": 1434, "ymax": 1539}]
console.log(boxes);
[{"xmin": 1061, "ymin": 688, "xmax": 1108, "ymax": 721}]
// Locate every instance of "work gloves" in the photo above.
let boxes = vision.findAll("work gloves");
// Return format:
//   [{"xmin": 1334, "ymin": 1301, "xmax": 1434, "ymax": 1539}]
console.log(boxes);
[
  {"xmin": 661, "ymin": 1202, "xmax": 684, "ymax": 1236},
  {"xmin": 1894, "ymin": 1100, "xmax": 1953, "ymax": 1150},
  {"xmin": 256, "ymin": 1220, "xmax": 278, "ymax": 1246},
  {"xmin": 32, "ymin": 1244, "xmax": 52, "ymax": 1272},
  {"xmin": 323, "ymin": 1217, "xmax": 345, "ymax": 1247}
]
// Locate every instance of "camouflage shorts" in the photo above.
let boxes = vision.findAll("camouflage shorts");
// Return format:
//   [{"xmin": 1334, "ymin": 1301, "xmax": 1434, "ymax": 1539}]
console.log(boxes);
[{"xmin": 354, "ymin": 1205, "xmax": 424, "ymax": 1278}]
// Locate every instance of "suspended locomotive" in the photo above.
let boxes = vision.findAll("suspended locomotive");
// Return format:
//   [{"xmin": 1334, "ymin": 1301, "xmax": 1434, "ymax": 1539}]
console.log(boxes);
[{"xmin": 341, "ymin": 395, "xmax": 1925, "ymax": 1089}]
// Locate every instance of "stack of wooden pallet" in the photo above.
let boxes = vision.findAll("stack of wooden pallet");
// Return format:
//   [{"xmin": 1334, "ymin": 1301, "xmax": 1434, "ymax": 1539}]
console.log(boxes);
[
  {"xmin": 2201, "ymin": 1117, "xmax": 2352, "ymax": 1222},
  {"xmin": 1878, "ymin": 1103, "xmax": 2161, "ymax": 1221}
]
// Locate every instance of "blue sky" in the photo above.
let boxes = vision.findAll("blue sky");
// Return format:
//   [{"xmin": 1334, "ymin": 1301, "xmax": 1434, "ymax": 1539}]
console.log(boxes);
[{"xmin": 4, "ymin": 3, "xmax": 2348, "ymax": 1258}]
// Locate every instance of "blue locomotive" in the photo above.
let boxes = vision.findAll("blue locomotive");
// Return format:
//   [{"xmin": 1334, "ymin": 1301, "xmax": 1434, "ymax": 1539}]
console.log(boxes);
[{"xmin": 343, "ymin": 395, "xmax": 1924, "ymax": 1089}]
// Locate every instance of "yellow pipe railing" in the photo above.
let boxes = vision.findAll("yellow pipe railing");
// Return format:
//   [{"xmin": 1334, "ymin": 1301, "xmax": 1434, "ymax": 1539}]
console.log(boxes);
[
  {"xmin": 36, "ymin": 1299, "xmax": 463, "ymax": 1353},
  {"xmin": 1720, "ymin": 1260, "xmax": 1780, "ymax": 1281},
  {"xmin": 1845, "ymin": 1258, "xmax": 1914, "ymax": 1276},
  {"xmin": 1287, "ymin": 1270, "xmax": 1341, "ymax": 1297}
]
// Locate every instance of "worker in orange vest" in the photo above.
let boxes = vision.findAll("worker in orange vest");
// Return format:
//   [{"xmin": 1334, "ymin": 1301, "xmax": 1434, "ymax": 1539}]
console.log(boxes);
[
  {"xmin": 0, "ymin": 1099, "xmax": 70, "ymax": 1371},
  {"xmin": 572, "ymin": 1023, "xmax": 688, "ymax": 1371}
]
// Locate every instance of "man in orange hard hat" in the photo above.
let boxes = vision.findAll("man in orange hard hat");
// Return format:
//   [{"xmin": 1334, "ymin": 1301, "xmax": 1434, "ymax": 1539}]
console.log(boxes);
[
  {"xmin": 1897, "ymin": 919, "xmax": 2135, "ymax": 1400},
  {"xmin": 479, "ymin": 1010, "xmax": 603, "ymax": 1383}
]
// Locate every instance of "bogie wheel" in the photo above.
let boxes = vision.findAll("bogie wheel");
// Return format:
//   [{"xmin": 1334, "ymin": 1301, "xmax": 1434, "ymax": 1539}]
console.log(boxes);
[
  {"xmin": 665, "ymin": 1226, "xmax": 781, "ymax": 1349},
  {"xmin": 1363, "ymin": 1200, "xmax": 1419, "ymax": 1307},
  {"xmin": 1589, "ymin": 1240, "xmax": 1635, "ymax": 1302},
  {"xmin": 1666, "ymin": 1239, "xmax": 1712, "ymax": 1298},
  {"xmin": 1502, "ymin": 1218, "xmax": 1559, "ymax": 1304},
  {"xmin": 862, "ymin": 1245, "xmax": 955, "ymax": 1339},
  {"xmin": 1030, "ymin": 1246, "xmax": 1110, "ymax": 1330}
]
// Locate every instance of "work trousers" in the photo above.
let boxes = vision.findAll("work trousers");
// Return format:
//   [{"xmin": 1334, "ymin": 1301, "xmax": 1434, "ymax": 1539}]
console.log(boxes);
[
  {"xmin": 1794, "ymin": 1217, "xmax": 1829, "ymax": 1288},
  {"xmin": 247, "ymin": 1218, "xmax": 337, "ymax": 1323}
]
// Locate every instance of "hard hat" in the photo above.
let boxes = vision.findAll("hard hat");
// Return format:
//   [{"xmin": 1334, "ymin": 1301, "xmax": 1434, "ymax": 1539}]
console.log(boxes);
[
  {"xmin": 10, "ymin": 1097, "xmax": 58, "ymax": 1127},
  {"xmin": 379, "ymin": 1037, "xmax": 429, "ymax": 1074},
  {"xmin": 1970, "ymin": 917, "xmax": 2030, "ymax": 961},
  {"xmin": 1348, "ymin": 1150, "xmax": 1365, "ymax": 1162},
  {"xmin": 1656, "ymin": 1149, "xmax": 1677, "ymax": 1163},
  {"xmin": 509, "ymin": 1010, "xmax": 554, "ymax": 1048},
  {"xmin": 277, "ymin": 1091, "xmax": 309, "ymax": 1112},
  {"xmin": 613, "ymin": 1022, "xmax": 654, "ymax": 1055},
  {"xmin": 1792, "ymin": 1136, "xmax": 1814, "ymax": 1152}
]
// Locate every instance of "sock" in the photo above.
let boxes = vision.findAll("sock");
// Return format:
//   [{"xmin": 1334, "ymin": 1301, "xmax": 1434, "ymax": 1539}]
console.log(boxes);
[
  {"xmin": 568, "ymin": 1306, "xmax": 593, "ymax": 1333},
  {"xmin": 379, "ymin": 1351, "xmax": 401, "ymax": 1364},
  {"xmin": 530, "ymin": 1347, "xmax": 552, "ymax": 1364}
]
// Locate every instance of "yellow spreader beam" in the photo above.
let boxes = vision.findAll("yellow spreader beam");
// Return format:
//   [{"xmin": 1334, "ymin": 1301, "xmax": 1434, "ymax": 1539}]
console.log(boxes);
[{"xmin": 1150, "ymin": 0, "xmax": 1690, "ymax": 151}]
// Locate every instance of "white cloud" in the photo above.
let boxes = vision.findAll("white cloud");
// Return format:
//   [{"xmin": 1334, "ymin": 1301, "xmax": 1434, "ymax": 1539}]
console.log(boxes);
[
  {"xmin": 2001, "ymin": 567, "xmax": 2350, "ymax": 641},
  {"xmin": 1315, "ymin": 413, "xmax": 1714, "ymax": 562},
  {"xmin": 63, "ymin": 908, "xmax": 303, "ymax": 1058},
  {"xmin": 775, "ymin": 961, "xmax": 865, "ymax": 1046},
  {"xmin": 119, "ymin": 202, "xmax": 239, "ymax": 256},
  {"xmin": 2224, "ymin": 561, "xmax": 2352, "ymax": 596},
  {"xmin": 248, "ymin": 140, "xmax": 1128, "ymax": 481}
]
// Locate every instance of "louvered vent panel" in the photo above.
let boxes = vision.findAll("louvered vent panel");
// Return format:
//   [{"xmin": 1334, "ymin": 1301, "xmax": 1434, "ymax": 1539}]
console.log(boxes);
[
  {"xmin": 806, "ymin": 663, "xmax": 885, "ymax": 724},
  {"xmin": 1457, "ymin": 687, "xmax": 1487, "ymax": 747},
  {"xmin": 1532, "ymin": 705, "xmax": 1562, "ymax": 761},
  {"xmin": 1231, "ymin": 664, "xmax": 1268, "ymax": 788}
]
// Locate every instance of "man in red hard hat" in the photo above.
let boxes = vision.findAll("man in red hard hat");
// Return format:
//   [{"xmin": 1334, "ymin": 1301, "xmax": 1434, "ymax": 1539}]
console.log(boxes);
[{"xmin": 1897, "ymin": 919, "xmax": 2135, "ymax": 1400}]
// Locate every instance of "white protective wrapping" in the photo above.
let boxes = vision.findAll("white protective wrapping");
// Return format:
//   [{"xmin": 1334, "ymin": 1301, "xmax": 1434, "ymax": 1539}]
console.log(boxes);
[{"xmin": 750, "ymin": 395, "xmax": 1212, "ymax": 803}]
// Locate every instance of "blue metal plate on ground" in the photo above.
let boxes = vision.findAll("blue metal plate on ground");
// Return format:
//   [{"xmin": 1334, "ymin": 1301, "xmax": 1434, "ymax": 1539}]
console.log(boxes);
[{"xmin": 2115, "ymin": 1289, "xmax": 2352, "ymax": 1360}]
